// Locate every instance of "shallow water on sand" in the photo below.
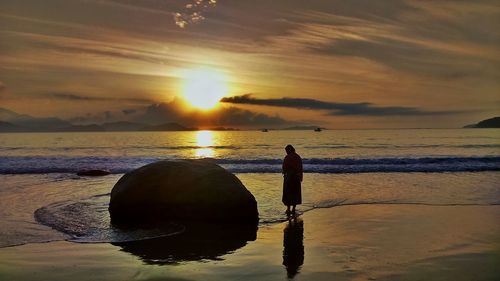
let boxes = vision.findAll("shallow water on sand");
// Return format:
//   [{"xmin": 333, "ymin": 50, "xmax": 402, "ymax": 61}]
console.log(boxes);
[
  {"xmin": 1, "ymin": 204, "xmax": 499, "ymax": 281},
  {"xmin": 0, "ymin": 171, "xmax": 499, "ymax": 248}
]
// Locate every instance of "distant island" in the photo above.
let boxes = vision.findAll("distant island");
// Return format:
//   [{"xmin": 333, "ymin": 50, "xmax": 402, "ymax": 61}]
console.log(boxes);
[
  {"xmin": 141, "ymin": 123, "xmax": 197, "ymax": 132},
  {"xmin": 0, "ymin": 107, "xmax": 249, "ymax": 132},
  {"xmin": 0, "ymin": 120, "xmax": 198, "ymax": 133},
  {"xmin": 282, "ymin": 125, "xmax": 325, "ymax": 130},
  {"xmin": 208, "ymin": 127, "xmax": 240, "ymax": 131},
  {"xmin": 0, "ymin": 107, "xmax": 202, "ymax": 132},
  {"xmin": 464, "ymin": 117, "xmax": 500, "ymax": 128},
  {"xmin": 2, "ymin": 107, "xmax": 329, "ymax": 132}
]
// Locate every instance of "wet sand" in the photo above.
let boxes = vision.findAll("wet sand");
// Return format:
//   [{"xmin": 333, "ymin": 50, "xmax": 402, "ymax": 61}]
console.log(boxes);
[{"xmin": 1, "ymin": 204, "xmax": 499, "ymax": 281}]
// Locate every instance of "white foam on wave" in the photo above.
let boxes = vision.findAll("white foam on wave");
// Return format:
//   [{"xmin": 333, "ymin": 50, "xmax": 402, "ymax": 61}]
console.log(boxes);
[{"xmin": 1, "ymin": 156, "xmax": 499, "ymax": 174}]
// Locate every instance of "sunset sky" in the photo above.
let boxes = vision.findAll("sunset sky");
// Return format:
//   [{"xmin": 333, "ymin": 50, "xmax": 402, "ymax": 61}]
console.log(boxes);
[{"xmin": 1, "ymin": 0, "xmax": 499, "ymax": 129}]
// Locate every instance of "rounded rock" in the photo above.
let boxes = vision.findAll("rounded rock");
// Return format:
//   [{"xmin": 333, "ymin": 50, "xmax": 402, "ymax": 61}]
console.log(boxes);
[{"xmin": 109, "ymin": 159, "xmax": 259, "ymax": 224}]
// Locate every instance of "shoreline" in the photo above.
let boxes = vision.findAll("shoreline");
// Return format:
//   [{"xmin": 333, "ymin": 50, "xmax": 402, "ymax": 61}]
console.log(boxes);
[{"xmin": 1, "ymin": 204, "xmax": 499, "ymax": 280}]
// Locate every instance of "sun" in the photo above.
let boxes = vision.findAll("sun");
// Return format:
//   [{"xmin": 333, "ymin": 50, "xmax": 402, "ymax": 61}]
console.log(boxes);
[{"xmin": 181, "ymin": 67, "xmax": 228, "ymax": 110}]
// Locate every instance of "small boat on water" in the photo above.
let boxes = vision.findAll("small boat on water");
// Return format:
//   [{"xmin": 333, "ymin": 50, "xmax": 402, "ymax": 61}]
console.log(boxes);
[{"xmin": 314, "ymin": 127, "xmax": 322, "ymax": 132}]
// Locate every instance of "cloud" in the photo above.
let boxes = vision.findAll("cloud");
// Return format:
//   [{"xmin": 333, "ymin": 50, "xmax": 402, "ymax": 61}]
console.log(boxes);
[
  {"xmin": 309, "ymin": 37, "xmax": 492, "ymax": 79},
  {"xmin": 134, "ymin": 103, "xmax": 178, "ymax": 125},
  {"xmin": 133, "ymin": 100, "xmax": 291, "ymax": 128},
  {"xmin": 39, "ymin": 92, "xmax": 154, "ymax": 103},
  {"xmin": 103, "ymin": 110, "xmax": 112, "ymax": 120},
  {"xmin": 69, "ymin": 98, "xmax": 292, "ymax": 127},
  {"xmin": 1, "ymin": 0, "xmax": 498, "ymax": 128},
  {"xmin": 212, "ymin": 106, "xmax": 289, "ymax": 126},
  {"xmin": 221, "ymin": 95, "xmax": 456, "ymax": 116},
  {"xmin": 257, "ymin": 2, "xmax": 500, "ymax": 80},
  {"xmin": 174, "ymin": 0, "xmax": 217, "ymax": 28},
  {"xmin": 0, "ymin": 81, "xmax": 6, "ymax": 98},
  {"xmin": 46, "ymin": 93, "xmax": 96, "ymax": 101},
  {"xmin": 24, "ymin": 36, "xmax": 175, "ymax": 66},
  {"xmin": 122, "ymin": 109, "xmax": 137, "ymax": 115}
]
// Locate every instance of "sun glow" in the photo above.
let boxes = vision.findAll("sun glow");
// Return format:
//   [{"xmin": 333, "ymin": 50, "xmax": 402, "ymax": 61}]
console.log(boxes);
[{"xmin": 181, "ymin": 67, "xmax": 228, "ymax": 110}]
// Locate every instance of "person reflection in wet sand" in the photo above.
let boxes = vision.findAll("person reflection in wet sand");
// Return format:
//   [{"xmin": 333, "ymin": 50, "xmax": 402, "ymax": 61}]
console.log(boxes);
[
  {"xmin": 283, "ymin": 217, "xmax": 304, "ymax": 279},
  {"xmin": 282, "ymin": 144, "xmax": 303, "ymax": 215}
]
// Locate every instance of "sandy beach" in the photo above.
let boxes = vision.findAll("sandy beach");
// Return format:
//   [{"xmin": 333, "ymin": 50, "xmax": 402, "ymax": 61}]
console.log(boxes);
[{"xmin": 1, "ymin": 204, "xmax": 499, "ymax": 281}]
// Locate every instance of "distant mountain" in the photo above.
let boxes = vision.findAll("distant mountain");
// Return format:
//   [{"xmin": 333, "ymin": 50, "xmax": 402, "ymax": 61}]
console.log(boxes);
[
  {"xmin": 58, "ymin": 124, "xmax": 105, "ymax": 132},
  {"xmin": 282, "ymin": 125, "xmax": 324, "ymax": 130},
  {"xmin": 475, "ymin": 117, "xmax": 500, "ymax": 128},
  {"xmin": 464, "ymin": 117, "xmax": 500, "ymax": 128},
  {"xmin": 0, "ymin": 108, "xmax": 30, "ymax": 121},
  {"xmin": 58, "ymin": 122, "xmax": 197, "ymax": 132},
  {"xmin": 0, "ymin": 121, "xmax": 24, "ymax": 132},
  {"xmin": 0, "ymin": 108, "xmax": 198, "ymax": 132},
  {"xmin": 0, "ymin": 107, "xmax": 71, "ymax": 131},
  {"xmin": 209, "ymin": 126, "xmax": 239, "ymax": 131},
  {"xmin": 101, "ymin": 121, "xmax": 145, "ymax": 131},
  {"xmin": 141, "ymin": 122, "xmax": 196, "ymax": 131}
]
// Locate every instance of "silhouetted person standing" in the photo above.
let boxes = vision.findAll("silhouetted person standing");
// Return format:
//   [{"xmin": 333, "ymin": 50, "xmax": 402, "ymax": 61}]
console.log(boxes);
[{"xmin": 282, "ymin": 144, "xmax": 303, "ymax": 214}]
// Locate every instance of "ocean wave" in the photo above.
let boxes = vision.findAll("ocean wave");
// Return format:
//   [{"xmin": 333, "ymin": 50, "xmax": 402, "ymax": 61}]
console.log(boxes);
[
  {"xmin": 0, "ymin": 145, "xmax": 239, "ymax": 151},
  {"xmin": 304, "ymin": 144, "xmax": 500, "ymax": 149},
  {"xmin": 1, "ymin": 143, "xmax": 499, "ymax": 153},
  {"xmin": 0, "ymin": 156, "xmax": 499, "ymax": 174}
]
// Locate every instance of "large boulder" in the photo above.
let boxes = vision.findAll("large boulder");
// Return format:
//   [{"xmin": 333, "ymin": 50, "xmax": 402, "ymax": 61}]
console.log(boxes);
[{"xmin": 109, "ymin": 159, "xmax": 259, "ymax": 224}]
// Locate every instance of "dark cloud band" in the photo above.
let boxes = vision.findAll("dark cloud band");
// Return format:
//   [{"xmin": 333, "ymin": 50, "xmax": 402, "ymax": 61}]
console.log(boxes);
[
  {"xmin": 221, "ymin": 94, "xmax": 456, "ymax": 116},
  {"xmin": 40, "ymin": 92, "xmax": 153, "ymax": 104}
]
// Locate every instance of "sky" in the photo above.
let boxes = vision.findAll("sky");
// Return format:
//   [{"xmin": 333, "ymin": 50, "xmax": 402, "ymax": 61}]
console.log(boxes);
[{"xmin": 0, "ymin": 0, "xmax": 499, "ymax": 129}]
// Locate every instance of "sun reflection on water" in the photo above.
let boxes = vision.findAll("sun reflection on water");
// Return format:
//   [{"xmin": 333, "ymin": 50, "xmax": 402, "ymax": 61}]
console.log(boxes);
[{"xmin": 194, "ymin": 130, "xmax": 214, "ymax": 158}]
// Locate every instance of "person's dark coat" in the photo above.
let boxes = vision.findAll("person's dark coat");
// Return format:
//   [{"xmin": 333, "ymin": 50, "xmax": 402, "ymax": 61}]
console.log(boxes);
[{"xmin": 282, "ymin": 152, "xmax": 303, "ymax": 205}]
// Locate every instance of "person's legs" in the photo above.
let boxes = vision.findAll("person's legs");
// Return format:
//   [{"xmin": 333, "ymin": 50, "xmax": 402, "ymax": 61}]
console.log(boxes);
[
  {"xmin": 286, "ymin": 205, "xmax": 291, "ymax": 214},
  {"xmin": 292, "ymin": 204, "xmax": 296, "ymax": 213}
]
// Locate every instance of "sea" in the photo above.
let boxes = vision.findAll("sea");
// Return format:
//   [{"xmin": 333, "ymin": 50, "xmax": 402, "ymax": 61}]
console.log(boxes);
[{"xmin": 0, "ymin": 129, "xmax": 499, "ymax": 248}]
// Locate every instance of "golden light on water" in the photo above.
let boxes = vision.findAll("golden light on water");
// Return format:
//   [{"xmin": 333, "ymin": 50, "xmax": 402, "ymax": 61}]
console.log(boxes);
[
  {"xmin": 194, "ymin": 130, "xmax": 214, "ymax": 158},
  {"xmin": 181, "ymin": 67, "xmax": 228, "ymax": 110}
]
